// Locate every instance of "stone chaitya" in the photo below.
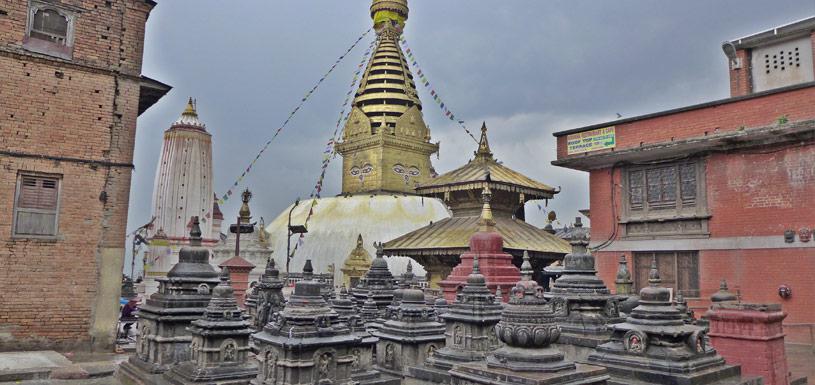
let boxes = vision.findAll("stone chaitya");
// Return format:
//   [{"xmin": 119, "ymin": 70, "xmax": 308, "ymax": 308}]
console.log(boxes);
[
  {"xmin": 252, "ymin": 260, "xmax": 381, "ymax": 385},
  {"xmin": 449, "ymin": 253, "xmax": 609, "ymax": 385},
  {"xmin": 546, "ymin": 217, "xmax": 624, "ymax": 362},
  {"xmin": 253, "ymin": 258, "xmax": 286, "ymax": 331},
  {"xmin": 119, "ymin": 217, "xmax": 221, "ymax": 385},
  {"xmin": 588, "ymin": 258, "xmax": 760, "ymax": 385},
  {"xmin": 351, "ymin": 242, "xmax": 398, "ymax": 315},
  {"xmin": 163, "ymin": 268, "xmax": 257, "ymax": 384},
  {"xmin": 407, "ymin": 255, "xmax": 503, "ymax": 385},
  {"xmin": 613, "ymin": 256, "xmax": 639, "ymax": 316},
  {"xmin": 373, "ymin": 288, "xmax": 446, "ymax": 378}
]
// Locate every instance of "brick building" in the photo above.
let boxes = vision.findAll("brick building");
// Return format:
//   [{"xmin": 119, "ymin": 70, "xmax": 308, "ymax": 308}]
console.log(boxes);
[
  {"xmin": 0, "ymin": 0, "xmax": 168, "ymax": 351},
  {"xmin": 553, "ymin": 17, "xmax": 815, "ymax": 343}
]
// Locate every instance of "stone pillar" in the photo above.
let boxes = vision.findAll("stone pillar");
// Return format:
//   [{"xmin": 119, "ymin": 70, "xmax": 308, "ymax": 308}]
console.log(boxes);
[{"xmin": 706, "ymin": 303, "xmax": 791, "ymax": 385}]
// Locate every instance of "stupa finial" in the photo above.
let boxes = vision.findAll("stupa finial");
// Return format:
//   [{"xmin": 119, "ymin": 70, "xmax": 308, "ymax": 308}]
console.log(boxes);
[
  {"xmin": 183, "ymin": 97, "xmax": 197, "ymax": 117},
  {"xmin": 303, "ymin": 259, "xmax": 314, "ymax": 280},
  {"xmin": 189, "ymin": 216, "xmax": 202, "ymax": 246},
  {"xmin": 478, "ymin": 185, "xmax": 496, "ymax": 232},
  {"xmin": 520, "ymin": 250, "xmax": 533, "ymax": 281},
  {"xmin": 474, "ymin": 122, "xmax": 494, "ymax": 161},
  {"xmin": 648, "ymin": 255, "xmax": 661, "ymax": 286}
]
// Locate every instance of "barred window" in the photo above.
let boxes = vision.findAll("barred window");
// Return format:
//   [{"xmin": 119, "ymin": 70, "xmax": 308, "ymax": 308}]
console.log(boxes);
[
  {"xmin": 626, "ymin": 160, "xmax": 703, "ymax": 214},
  {"xmin": 30, "ymin": 8, "xmax": 69, "ymax": 45},
  {"xmin": 14, "ymin": 175, "xmax": 60, "ymax": 237}
]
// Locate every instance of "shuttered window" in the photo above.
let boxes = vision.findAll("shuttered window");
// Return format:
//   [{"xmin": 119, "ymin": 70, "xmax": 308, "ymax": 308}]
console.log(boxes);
[
  {"xmin": 14, "ymin": 175, "xmax": 60, "ymax": 236},
  {"xmin": 633, "ymin": 251, "xmax": 700, "ymax": 298}
]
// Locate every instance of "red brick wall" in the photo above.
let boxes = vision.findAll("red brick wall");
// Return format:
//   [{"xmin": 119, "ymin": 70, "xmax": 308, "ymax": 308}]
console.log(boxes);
[
  {"xmin": 0, "ymin": 0, "xmax": 153, "ymax": 351},
  {"xmin": 729, "ymin": 49, "xmax": 752, "ymax": 97},
  {"xmin": 590, "ymin": 144, "xmax": 815, "ymax": 342},
  {"xmin": 556, "ymin": 85, "xmax": 815, "ymax": 159}
]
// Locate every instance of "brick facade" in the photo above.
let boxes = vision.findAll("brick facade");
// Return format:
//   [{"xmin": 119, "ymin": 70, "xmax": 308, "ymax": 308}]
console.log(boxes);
[
  {"xmin": 554, "ymin": 24, "xmax": 815, "ymax": 344},
  {"xmin": 0, "ymin": 0, "xmax": 162, "ymax": 351}
]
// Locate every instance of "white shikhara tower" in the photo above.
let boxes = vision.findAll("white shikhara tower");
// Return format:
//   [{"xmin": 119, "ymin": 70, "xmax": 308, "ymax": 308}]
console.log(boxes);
[{"xmin": 144, "ymin": 99, "xmax": 220, "ymax": 294}]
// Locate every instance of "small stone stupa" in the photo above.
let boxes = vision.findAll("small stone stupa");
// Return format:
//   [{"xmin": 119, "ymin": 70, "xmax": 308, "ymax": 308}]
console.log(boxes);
[
  {"xmin": 614, "ymin": 255, "xmax": 639, "ymax": 316},
  {"xmin": 547, "ymin": 217, "xmax": 624, "ymax": 362},
  {"xmin": 373, "ymin": 288, "xmax": 446, "ymax": 377},
  {"xmin": 439, "ymin": 186, "xmax": 521, "ymax": 302},
  {"xmin": 119, "ymin": 217, "xmax": 221, "ymax": 384},
  {"xmin": 408, "ymin": 255, "xmax": 503, "ymax": 384},
  {"xmin": 588, "ymin": 258, "xmax": 757, "ymax": 385},
  {"xmin": 341, "ymin": 234, "xmax": 373, "ymax": 289},
  {"xmin": 449, "ymin": 253, "xmax": 609, "ymax": 385},
  {"xmin": 351, "ymin": 242, "xmax": 398, "ymax": 315},
  {"xmin": 253, "ymin": 258, "xmax": 286, "ymax": 331},
  {"xmin": 163, "ymin": 268, "xmax": 257, "ymax": 384},
  {"xmin": 251, "ymin": 260, "xmax": 359, "ymax": 385}
]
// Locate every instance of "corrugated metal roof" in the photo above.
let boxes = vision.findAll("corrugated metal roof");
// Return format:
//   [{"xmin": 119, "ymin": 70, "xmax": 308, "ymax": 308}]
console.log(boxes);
[{"xmin": 383, "ymin": 215, "xmax": 570, "ymax": 256}]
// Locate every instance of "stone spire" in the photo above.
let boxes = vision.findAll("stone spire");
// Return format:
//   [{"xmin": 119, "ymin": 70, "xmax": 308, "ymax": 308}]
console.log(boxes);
[
  {"xmin": 711, "ymin": 278, "xmax": 738, "ymax": 303},
  {"xmin": 351, "ymin": 241, "xmax": 397, "ymax": 314},
  {"xmin": 336, "ymin": 0, "xmax": 439, "ymax": 194},
  {"xmin": 252, "ymin": 260, "xmax": 362, "ymax": 385},
  {"xmin": 588, "ymin": 257, "xmax": 750, "ymax": 385},
  {"xmin": 614, "ymin": 254, "xmax": 633, "ymax": 295},
  {"xmin": 119, "ymin": 218, "xmax": 221, "ymax": 384},
  {"xmin": 547, "ymin": 217, "xmax": 623, "ymax": 361},
  {"xmin": 163, "ymin": 267, "xmax": 257, "ymax": 384},
  {"xmin": 373, "ymin": 288, "xmax": 446, "ymax": 377},
  {"xmin": 253, "ymin": 257, "xmax": 285, "ymax": 330},
  {"xmin": 411, "ymin": 254, "xmax": 503, "ymax": 382}
]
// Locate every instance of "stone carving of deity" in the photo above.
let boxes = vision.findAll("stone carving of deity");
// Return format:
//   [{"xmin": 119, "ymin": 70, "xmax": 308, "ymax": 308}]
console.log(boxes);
[
  {"xmin": 454, "ymin": 325, "xmax": 464, "ymax": 345},
  {"xmin": 318, "ymin": 353, "xmax": 333, "ymax": 379},
  {"xmin": 384, "ymin": 344, "xmax": 395, "ymax": 368},
  {"xmin": 138, "ymin": 325, "xmax": 149, "ymax": 358},
  {"xmin": 222, "ymin": 340, "xmax": 237, "ymax": 362},
  {"xmin": 351, "ymin": 349, "xmax": 361, "ymax": 370}
]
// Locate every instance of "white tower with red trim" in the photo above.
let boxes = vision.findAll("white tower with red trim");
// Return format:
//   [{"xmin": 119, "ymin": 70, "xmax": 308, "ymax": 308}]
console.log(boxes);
[{"xmin": 144, "ymin": 98, "xmax": 217, "ymax": 294}]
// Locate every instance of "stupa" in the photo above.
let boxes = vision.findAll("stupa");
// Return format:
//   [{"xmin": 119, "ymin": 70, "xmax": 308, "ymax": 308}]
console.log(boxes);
[
  {"xmin": 587, "ymin": 258, "xmax": 758, "ymax": 385},
  {"xmin": 385, "ymin": 124, "xmax": 570, "ymax": 288},
  {"xmin": 614, "ymin": 255, "xmax": 639, "ymax": 316},
  {"xmin": 253, "ymin": 258, "xmax": 286, "ymax": 331},
  {"xmin": 118, "ymin": 217, "xmax": 221, "ymax": 384},
  {"xmin": 449, "ymin": 253, "xmax": 609, "ymax": 385},
  {"xmin": 372, "ymin": 288, "xmax": 446, "ymax": 378},
  {"xmin": 341, "ymin": 234, "xmax": 374, "ymax": 288},
  {"xmin": 438, "ymin": 186, "xmax": 521, "ymax": 301},
  {"xmin": 251, "ymin": 260, "xmax": 360, "ymax": 385},
  {"xmin": 351, "ymin": 242, "xmax": 398, "ymax": 313},
  {"xmin": 163, "ymin": 268, "xmax": 257, "ymax": 384},
  {"xmin": 264, "ymin": 0, "xmax": 449, "ymax": 283},
  {"xmin": 408, "ymin": 255, "xmax": 503, "ymax": 385},
  {"xmin": 144, "ymin": 100, "xmax": 220, "ymax": 295},
  {"xmin": 546, "ymin": 217, "xmax": 624, "ymax": 362}
]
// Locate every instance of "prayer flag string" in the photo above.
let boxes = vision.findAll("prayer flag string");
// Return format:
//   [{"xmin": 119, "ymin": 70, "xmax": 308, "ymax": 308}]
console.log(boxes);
[
  {"xmin": 214, "ymin": 28, "xmax": 373, "ymax": 208},
  {"xmin": 399, "ymin": 36, "xmax": 479, "ymax": 144},
  {"xmin": 290, "ymin": 36, "xmax": 379, "ymax": 256}
]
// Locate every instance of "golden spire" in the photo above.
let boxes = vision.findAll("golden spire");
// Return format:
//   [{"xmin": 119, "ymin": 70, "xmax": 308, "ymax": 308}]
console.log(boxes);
[
  {"xmin": 371, "ymin": 0, "xmax": 409, "ymax": 32},
  {"xmin": 183, "ymin": 97, "xmax": 197, "ymax": 117},
  {"xmin": 474, "ymin": 122, "xmax": 494, "ymax": 161},
  {"xmin": 478, "ymin": 185, "xmax": 496, "ymax": 232},
  {"xmin": 239, "ymin": 189, "xmax": 252, "ymax": 222}
]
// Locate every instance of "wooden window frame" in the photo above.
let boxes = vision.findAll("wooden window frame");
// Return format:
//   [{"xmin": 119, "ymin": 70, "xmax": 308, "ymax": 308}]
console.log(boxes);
[
  {"xmin": 12, "ymin": 172, "xmax": 62, "ymax": 239},
  {"xmin": 633, "ymin": 251, "xmax": 700, "ymax": 299},
  {"xmin": 621, "ymin": 159, "xmax": 709, "ymax": 238},
  {"xmin": 23, "ymin": 1, "xmax": 79, "ymax": 60}
]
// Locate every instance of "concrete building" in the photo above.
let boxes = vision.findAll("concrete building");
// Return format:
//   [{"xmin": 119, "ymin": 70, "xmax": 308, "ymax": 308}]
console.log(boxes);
[
  {"xmin": 0, "ymin": 0, "xmax": 168, "ymax": 351},
  {"xmin": 552, "ymin": 16, "xmax": 815, "ymax": 343}
]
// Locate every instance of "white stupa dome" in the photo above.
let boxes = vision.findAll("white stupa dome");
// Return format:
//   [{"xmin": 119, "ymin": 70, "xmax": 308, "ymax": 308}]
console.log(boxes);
[{"xmin": 264, "ymin": 194, "xmax": 449, "ymax": 283}]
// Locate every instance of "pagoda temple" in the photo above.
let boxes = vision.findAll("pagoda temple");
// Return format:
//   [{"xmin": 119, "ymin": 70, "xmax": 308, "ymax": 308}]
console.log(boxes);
[
  {"xmin": 264, "ymin": 0, "xmax": 449, "ymax": 283},
  {"xmin": 384, "ymin": 123, "xmax": 570, "ymax": 288}
]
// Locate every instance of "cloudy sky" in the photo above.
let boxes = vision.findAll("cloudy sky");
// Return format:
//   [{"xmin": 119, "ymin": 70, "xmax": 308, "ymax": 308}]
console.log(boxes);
[{"xmin": 125, "ymin": 0, "xmax": 814, "ymax": 270}]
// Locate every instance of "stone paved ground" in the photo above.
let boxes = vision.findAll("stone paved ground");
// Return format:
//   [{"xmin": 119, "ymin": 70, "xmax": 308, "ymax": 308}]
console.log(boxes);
[{"xmin": 787, "ymin": 344, "xmax": 815, "ymax": 383}]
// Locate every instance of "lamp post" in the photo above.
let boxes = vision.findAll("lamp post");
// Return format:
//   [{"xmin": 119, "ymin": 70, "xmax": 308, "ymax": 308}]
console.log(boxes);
[{"xmin": 285, "ymin": 198, "xmax": 308, "ymax": 280}]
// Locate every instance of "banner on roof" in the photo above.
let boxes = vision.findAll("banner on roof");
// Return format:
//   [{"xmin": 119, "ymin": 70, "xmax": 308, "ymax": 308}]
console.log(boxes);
[{"xmin": 566, "ymin": 126, "xmax": 616, "ymax": 155}]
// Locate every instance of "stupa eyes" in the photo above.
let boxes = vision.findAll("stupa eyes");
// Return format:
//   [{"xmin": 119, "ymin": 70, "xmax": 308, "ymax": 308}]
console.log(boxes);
[{"xmin": 350, "ymin": 164, "xmax": 374, "ymax": 181}]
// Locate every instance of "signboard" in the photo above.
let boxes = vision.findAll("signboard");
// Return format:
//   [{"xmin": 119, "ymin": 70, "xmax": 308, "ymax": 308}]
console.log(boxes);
[{"xmin": 566, "ymin": 126, "xmax": 616, "ymax": 155}]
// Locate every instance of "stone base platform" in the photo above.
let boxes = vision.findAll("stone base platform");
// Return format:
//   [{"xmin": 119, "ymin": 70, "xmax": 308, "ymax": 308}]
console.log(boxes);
[
  {"xmin": 0, "ymin": 350, "xmax": 72, "ymax": 382},
  {"xmin": 353, "ymin": 369, "xmax": 401, "ymax": 385},
  {"xmin": 598, "ymin": 361, "xmax": 762, "ymax": 385},
  {"xmin": 406, "ymin": 364, "xmax": 450, "ymax": 385},
  {"xmin": 117, "ymin": 356, "xmax": 166, "ymax": 385},
  {"xmin": 450, "ymin": 362, "xmax": 609, "ymax": 385}
]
